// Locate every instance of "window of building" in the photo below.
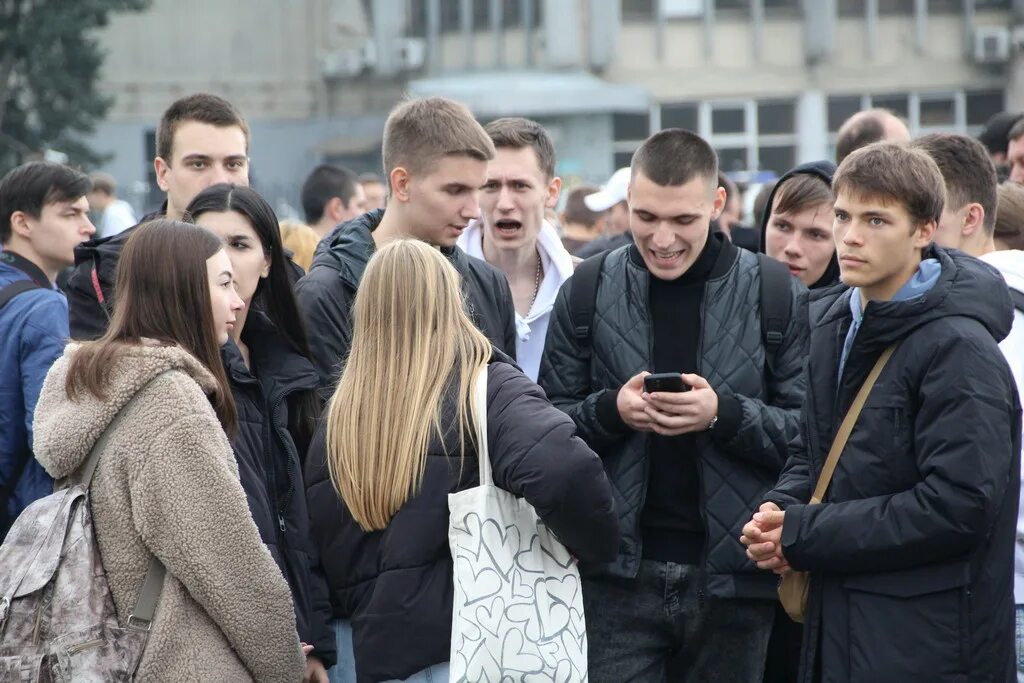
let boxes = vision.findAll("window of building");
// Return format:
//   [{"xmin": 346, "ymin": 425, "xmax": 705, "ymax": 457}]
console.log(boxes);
[
  {"xmin": 711, "ymin": 107, "xmax": 745, "ymax": 135},
  {"xmin": 622, "ymin": 0, "xmax": 656, "ymax": 21},
  {"xmin": 966, "ymin": 90, "xmax": 1005, "ymax": 127},
  {"xmin": 613, "ymin": 111, "xmax": 652, "ymax": 172},
  {"xmin": 407, "ymin": 0, "xmax": 541, "ymax": 36},
  {"xmin": 661, "ymin": 103, "xmax": 698, "ymax": 131}
]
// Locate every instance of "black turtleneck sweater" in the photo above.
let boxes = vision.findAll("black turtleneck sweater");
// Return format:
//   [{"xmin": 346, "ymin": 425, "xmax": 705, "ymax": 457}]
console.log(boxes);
[{"xmin": 635, "ymin": 229, "xmax": 723, "ymax": 564}]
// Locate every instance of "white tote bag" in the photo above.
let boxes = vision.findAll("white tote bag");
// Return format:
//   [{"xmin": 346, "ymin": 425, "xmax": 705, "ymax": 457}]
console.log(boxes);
[{"xmin": 448, "ymin": 366, "xmax": 589, "ymax": 682}]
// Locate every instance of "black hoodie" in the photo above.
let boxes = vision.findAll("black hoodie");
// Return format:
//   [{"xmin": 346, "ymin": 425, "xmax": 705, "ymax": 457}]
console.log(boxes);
[{"xmin": 758, "ymin": 160, "xmax": 839, "ymax": 290}]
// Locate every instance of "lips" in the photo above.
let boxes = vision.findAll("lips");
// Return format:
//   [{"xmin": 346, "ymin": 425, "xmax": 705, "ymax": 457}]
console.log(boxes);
[
  {"xmin": 651, "ymin": 249, "xmax": 685, "ymax": 262},
  {"xmin": 840, "ymin": 254, "xmax": 867, "ymax": 266},
  {"xmin": 495, "ymin": 220, "xmax": 522, "ymax": 236}
]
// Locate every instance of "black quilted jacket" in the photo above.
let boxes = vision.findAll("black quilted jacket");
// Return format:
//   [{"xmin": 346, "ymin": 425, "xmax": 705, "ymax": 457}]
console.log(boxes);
[{"xmin": 538, "ymin": 236, "xmax": 809, "ymax": 598}]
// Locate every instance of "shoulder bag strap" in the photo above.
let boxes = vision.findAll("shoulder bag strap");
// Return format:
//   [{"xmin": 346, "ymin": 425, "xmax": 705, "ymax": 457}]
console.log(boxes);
[
  {"xmin": 472, "ymin": 365, "xmax": 492, "ymax": 487},
  {"xmin": 809, "ymin": 342, "xmax": 900, "ymax": 505}
]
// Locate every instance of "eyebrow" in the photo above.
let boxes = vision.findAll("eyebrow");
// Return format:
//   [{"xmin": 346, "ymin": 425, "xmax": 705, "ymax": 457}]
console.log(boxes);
[
  {"xmin": 634, "ymin": 207, "xmax": 701, "ymax": 221},
  {"xmin": 219, "ymin": 270, "xmax": 233, "ymax": 279},
  {"xmin": 442, "ymin": 183, "xmax": 472, "ymax": 191},
  {"xmin": 180, "ymin": 153, "xmax": 248, "ymax": 163}
]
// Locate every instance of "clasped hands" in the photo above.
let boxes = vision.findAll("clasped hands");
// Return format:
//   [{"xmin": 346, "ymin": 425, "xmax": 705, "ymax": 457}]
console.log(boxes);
[
  {"xmin": 616, "ymin": 371, "xmax": 718, "ymax": 436},
  {"xmin": 740, "ymin": 502, "xmax": 790, "ymax": 575}
]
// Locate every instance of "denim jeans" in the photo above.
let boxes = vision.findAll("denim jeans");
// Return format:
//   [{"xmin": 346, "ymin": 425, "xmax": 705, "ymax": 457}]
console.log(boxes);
[
  {"xmin": 328, "ymin": 618, "xmax": 450, "ymax": 683},
  {"xmin": 1016, "ymin": 605, "xmax": 1024, "ymax": 683},
  {"xmin": 583, "ymin": 560, "xmax": 774, "ymax": 683}
]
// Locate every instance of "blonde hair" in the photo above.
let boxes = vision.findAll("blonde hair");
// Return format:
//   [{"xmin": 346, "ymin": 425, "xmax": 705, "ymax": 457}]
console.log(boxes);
[
  {"xmin": 382, "ymin": 96, "xmax": 495, "ymax": 178},
  {"xmin": 325, "ymin": 239, "xmax": 492, "ymax": 531},
  {"xmin": 279, "ymin": 219, "xmax": 320, "ymax": 272}
]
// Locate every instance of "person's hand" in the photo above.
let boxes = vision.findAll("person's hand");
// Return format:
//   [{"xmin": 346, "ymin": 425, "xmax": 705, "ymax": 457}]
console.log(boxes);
[
  {"xmin": 740, "ymin": 502, "xmax": 788, "ymax": 572},
  {"xmin": 617, "ymin": 372, "xmax": 654, "ymax": 431},
  {"xmin": 304, "ymin": 655, "xmax": 328, "ymax": 683},
  {"xmin": 301, "ymin": 643, "xmax": 314, "ymax": 656},
  {"xmin": 642, "ymin": 374, "xmax": 719, "ymax": 436}
]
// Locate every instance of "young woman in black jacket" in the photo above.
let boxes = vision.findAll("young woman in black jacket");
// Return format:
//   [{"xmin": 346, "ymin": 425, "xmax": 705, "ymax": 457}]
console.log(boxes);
[
  {"xmin": 304, "ymin": 238, "xmax": 619, "ymax": 683},
  {"xmin": 186, "ymin": 184, "xmax": 334, "ymax": 682}
]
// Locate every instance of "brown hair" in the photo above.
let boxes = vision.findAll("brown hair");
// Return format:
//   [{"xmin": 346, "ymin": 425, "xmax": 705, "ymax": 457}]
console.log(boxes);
[
  {"xmin": 832, "ymin": 142, "xmax": 945, "ymax": 229},
  {"xmin": 632, "ymin": 128, "xmax": 718, "ymax": 188},
  {"xmin": 995, "ymin": 182, "xmax": 1024, "ymax": 251},
  {"xmin": 381, "ymin": 96, "xmax": 495, "ymax": 178},
  {"xmin": 88, "ymin": 172, "xmax": 116, "ymax": 196},
  {"xmin": 773, "ymin": 173, "xmax": 833, "ymax": 217},
  {"xmin": 66, "ymin": 220, "xmax": 238, "ymax": 435},
  {"xmin": 563, "ymin": 185, "xmax": 602, "ymax": 227},
  {"xmin": 484, "ymin": 117, "xmax": 556, "ymax": 179},
  {"xmin": 912, "ymin": 134, "xmax": 998, "ymax": 234},
  {"xmin": 156, "ymin": 93, "xmax": 250, "ymax": 162},
  {"xmin": 1009, "ymin": 117, "xmax": 1024, "ymax": 144}
]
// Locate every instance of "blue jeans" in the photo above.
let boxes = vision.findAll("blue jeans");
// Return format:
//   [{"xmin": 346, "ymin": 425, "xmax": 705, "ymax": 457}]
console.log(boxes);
[
  {"xmin": 1016, "ymin": 605, "xmax": 1024, "ymax": 683},
  {"xmin": 328, "ymin": 619, "xmax": 450, "ymax": 683},
  {"xmin": 583, "ymin": 560, "xmax": 774, "ymax": 683}
]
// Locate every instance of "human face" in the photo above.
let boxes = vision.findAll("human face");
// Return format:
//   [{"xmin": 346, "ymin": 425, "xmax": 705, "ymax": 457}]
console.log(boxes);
[
  {"xmin": 341, "ymin": 183, "xmax": 368, "ymax": 221},
  {"xmin": 628, "ymin": 171, "xmax": 725, "ymax": 281},
  {"xmin": 1008, "ymin": 136, "xmax": 1024, "ymax": 186},
  {"xmin": 362, "ymin": 181, "xmax": 386, "ymax": 211},
  {"xmin": 765, "ymin": 201, "xmax": 835, "ymax": 287},
  {"xmin": 85, "ymin": 190, "xmax": 111, "ymax": 212},
  {"xmin": 206, "ymin": 249, "xmax": 245, "ymax": 346},
  {"xmin": 194, "ymin": 210, "xmax": 269, "ymax": 309},
  {"xmin": 155, "ymin": 121, "xmax": 249, "ymax": 219},
  {"xmin": 607, "ymin": 201, "xmax": 630, "ymax": 235},
  {"xmin": 833, "ymin": 191, "xmax": 935, "ymax": 302},
  {"xmin": 399, "ymin": 155, "xmax": 487, "ymax": 248},
  {"xmin": 13, "ymin": 196, "xmax": 95, "ymax": 277},
  {"xmin": 480, "ymin": 146, "xmax": 560, "ymax": 254}
]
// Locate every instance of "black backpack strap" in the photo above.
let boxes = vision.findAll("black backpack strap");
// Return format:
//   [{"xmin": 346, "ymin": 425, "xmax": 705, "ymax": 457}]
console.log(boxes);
[
  {"xmin": 569, "ymin": 251, "xmax": 610, "ymax": 348},
  {"xmin": 1010, "ymin": 288, "xmax": 1024, "ymax": 315},
  {"xmin": 757, "ymin": 253, "xmax": 792, "ymax": 368},
  {"xmin": 0, "ymin": 280, "xmax": 42, "ymax": 309}
]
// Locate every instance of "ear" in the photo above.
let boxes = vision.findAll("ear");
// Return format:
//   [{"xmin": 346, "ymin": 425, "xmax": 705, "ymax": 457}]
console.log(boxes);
[
  {"xmin": 545, "ymin": 176, "xmax": 562, "ymax": 209},
  {"xmin": 710, "ymin": 186, "xmax": 727, "ymax": 220},
  {"xmin": 961, "ymin": 202, "xmax": 985, "ymax": 239},
  {"xmin": 916, "ymin": 219, "xmax": 938, "ymax": 248},
  {"xmin": 325, "ymin": 196, "xmax": 344, "ymax": 222},
  {"xmin": 9, "ymin": 210, "xmax": 32, "ymax": 239},
  {"xmin": 261, "ymin": 253, "xmax": 271, "ymax": 279},
  {"xmin": 154, "ymin": 157, "xmax": 171, "ymax": 192},
  {"xmin": 389, "ymin": 167, "xmax": 411, "ymax": 203}
]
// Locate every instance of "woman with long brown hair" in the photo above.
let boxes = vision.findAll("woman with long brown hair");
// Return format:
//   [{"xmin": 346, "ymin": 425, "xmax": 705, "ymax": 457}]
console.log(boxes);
[
  {"xmin": 304, "ymin": 239, "xmax": 619, "ymax": 683},
  {"xmin": 32, "ymin": 220, "xmax": 307, "ymax": 682}
]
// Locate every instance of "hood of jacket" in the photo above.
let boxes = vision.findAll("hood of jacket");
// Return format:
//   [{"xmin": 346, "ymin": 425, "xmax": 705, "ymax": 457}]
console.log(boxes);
[
  {"xmin": 820, "ymin": 245, "xmax": 1014, "ymax": 347},
  {"xmin": 33, "ymin": 343, "xmax": 220, "ymax": 480},
  {"xmin": 758, "ymin": 160, "xmax": 839, "ymax": 290}
]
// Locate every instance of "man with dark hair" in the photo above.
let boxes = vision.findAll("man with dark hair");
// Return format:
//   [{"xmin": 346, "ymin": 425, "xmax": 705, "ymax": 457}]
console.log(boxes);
[
  {"xmin": 0, "ymin": 161, "xmax": 94, "ymax": 539},
  {"xmin": 86, "ymin": 172, "xmax": 136, "ymax": 238},
  {"xmin": 66, "ymin": 92, "xmax": 251, "ymax": 340},
  {"xmin": 301, "ymin": 164, "xmax": 366, "ymax": 241},
  {"xmin": 1006, "ymin": 118, "xmax": 1024, "ymax": 186},
  {"xmin": 835, "ymin": 108, "xmax": 910, "ymax": 164},
  {"xmin": 539, "ymin": 129, "xmax": 808, "ymax": 681},
  {"xmin": 560, "ymin": 184, "xmax": 605, "ymax": 253},
  {"xmin": 978, "ymin": 111, "xmax": 1023, "ymax": 179},
  {"xmin": 295, "ymin": 96, "xmax": 516, "ymax": 395},
  {"xmin": 358, "ymin": 172, "xmax": 386, "ymax": 211},
  {"xmin": 744, "ymin": 142, "xmax": 1019, "ymax": 682},
  {"xmin": 456, "ymin": 117, "xmax": 573, "ymax": 381}
]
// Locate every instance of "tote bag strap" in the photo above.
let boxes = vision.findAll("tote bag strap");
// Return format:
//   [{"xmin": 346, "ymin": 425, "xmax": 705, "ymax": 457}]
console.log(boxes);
[{"xmin": 472, "ymin": 365, "xmax": 492, "ymax": 487}]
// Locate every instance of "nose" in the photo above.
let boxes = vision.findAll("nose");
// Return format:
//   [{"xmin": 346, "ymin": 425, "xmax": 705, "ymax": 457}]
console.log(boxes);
[
  {"xmin": 783, "ymin": 235, "xmax": 802, "ymax": 257},
  {"xmin": 495, "ymin": 185, "xmax": 514, "ymax": 213},
  {"xmin": 651, "ymin": 222, "xmax": 676, "ymax": 249},
  {"xmin": 461, "ymin": 194, "xmax": 481, "ymax": 221},
  {"xmin": 83, "ymin": 217, "xmax": 97, "ymax": 237}
]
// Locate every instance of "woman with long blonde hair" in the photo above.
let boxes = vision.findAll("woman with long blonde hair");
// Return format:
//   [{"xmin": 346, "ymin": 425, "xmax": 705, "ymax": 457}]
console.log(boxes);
[{"xmin": 305, "ymin": 239, "xmax": 618, "ymax": 683}]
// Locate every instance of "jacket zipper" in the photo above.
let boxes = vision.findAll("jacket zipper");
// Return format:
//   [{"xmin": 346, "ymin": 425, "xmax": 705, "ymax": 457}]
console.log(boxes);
[
  {"xmin": 66, "ymin": 638, "xmax": 105, "ymax": 656},
  {"xmin": 270, "ymin": 392, "xmax": 296, "ymax": 536}
]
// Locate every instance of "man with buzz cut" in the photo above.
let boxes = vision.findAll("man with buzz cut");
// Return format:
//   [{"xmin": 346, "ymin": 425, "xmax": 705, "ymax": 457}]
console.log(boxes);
[
  {"xmin": 295, "ymin": 96, "xmax": 517, "ymax": 395},
  {"xmin": 539, "ymin": 128, "xmax": 809, "ymax": 682},
  {"xmin": 744, "ymin": 142, "xmax": 1020, "ymax": 682},
  {"xmin": 66, "ymin": 92, "xmax": 252, "ymax": 340}
]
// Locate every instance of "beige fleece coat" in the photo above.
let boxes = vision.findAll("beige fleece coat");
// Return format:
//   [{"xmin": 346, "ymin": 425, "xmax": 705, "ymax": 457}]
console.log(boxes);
[{"xmin": 32, "ymin": 343, "xmax": 305, "ymax": 682}]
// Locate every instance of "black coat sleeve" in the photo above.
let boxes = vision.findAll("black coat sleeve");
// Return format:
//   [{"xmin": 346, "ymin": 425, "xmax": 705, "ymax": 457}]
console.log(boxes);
[
  {"xmin": 495, "ymin": 273, "xmax": 518, "ymax": 358},
  {"xmin": 295, "ymin": 270, "xmax": 353, "ymax": 401},
  {"xmin": 487, "ymin": 363, "xmax": 620, "ymax": 563},
  {"xmin": 762, "ymin": 385, "xmax": 814, "ymax": 510},
  {"xmin": 782, "ymin": 334, "xmax": 1019, "ymax": 575},
  {"xmin": 537, "ymin": 280, "xmax": 633, "ymax": 455},
  {"xmin": 711, "ymin": 280, "xmax": 810, "ymax": 472}
]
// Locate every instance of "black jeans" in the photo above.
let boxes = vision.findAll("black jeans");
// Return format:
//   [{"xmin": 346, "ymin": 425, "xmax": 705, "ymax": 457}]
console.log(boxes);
[{"xmin": 584, "ymin": 560, "xmax": 774, "ymax": 683}]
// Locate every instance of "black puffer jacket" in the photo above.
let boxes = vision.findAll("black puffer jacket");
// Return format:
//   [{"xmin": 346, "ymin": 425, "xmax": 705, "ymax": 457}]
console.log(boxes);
[
  {"xmin": 766, "ymin": 247, "xmax": 1020, "ymax": 683},
  {"xmin": 538, "ymin": 236, "xmax": 808, "ymax": 598},
  {"xmin": 221, "ymin": 312, "xmax": 336, "ymax": 667},
  {"xmin": 304, "ymin": 354, "xmax": 619, "ymax": 683},
  {"xmin": 295, "ymin": 210, "xmax": 517, "ymax": 394}
]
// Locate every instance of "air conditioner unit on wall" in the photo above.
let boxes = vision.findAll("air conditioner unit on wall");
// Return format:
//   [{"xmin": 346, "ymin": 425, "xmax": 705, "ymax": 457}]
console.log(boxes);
[
  {"xmin": 973, "ymin": 26, "xmax": 1010, "ymax": 64},
  {"xmin": 320, "ymin": 42, "xmax": 377, "ymax": 80},
  {"xmin": 394, "ymin": 38, "xmax": 426, "ymax": 71}
]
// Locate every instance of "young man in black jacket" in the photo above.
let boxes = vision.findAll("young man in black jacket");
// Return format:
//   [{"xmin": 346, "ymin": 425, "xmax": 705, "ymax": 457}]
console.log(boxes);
[
  {"xmin": 295, "ymin": 97, "xmax": 517, "ymax": 395},
  {"xmin": 744, "ymin": 142, "xmax": 1020, "ymax": 683},
  {"xmin": 539, "ymin": 129, "xmax": 808, "ymax": 682}
]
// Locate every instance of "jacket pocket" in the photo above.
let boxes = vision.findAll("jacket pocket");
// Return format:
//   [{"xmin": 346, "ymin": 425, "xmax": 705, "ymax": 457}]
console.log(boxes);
[{"xmin": 842, "ymin": 561, "xmax": 970, "ymax": 682}]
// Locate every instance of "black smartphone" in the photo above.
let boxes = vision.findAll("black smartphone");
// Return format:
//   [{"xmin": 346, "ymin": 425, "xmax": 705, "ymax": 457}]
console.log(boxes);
[{"xmin": 643, "ymin": 373, "xmax": 689, "ymax": 393}]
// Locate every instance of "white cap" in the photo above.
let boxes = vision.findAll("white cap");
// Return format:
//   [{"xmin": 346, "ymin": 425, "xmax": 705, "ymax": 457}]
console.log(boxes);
[{"xmin": 584, "ymin": 167, "xmax": 631, "ymax": 212}]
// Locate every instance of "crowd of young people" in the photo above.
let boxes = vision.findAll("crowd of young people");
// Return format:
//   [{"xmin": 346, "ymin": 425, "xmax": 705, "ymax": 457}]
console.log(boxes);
[{"xmin": 1, "ymin": 90, "xmax": 1022, "ymax": 683}]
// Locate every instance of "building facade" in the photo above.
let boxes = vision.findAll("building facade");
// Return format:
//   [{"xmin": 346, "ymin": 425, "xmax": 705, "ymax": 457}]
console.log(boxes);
[{"xmin": 89, "ymin": 0, "xmax": 1020, "ymax": 216}]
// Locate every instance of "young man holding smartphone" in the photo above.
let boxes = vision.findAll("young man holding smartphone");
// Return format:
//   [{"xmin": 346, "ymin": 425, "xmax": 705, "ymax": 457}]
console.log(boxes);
[
  {"xmin": 744, "ymin": 142, "xmax": 1019, "ymax": 682},
  {"xmin": 539, "ymin": 129, "xmax": 809, "ymax": 682}
]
